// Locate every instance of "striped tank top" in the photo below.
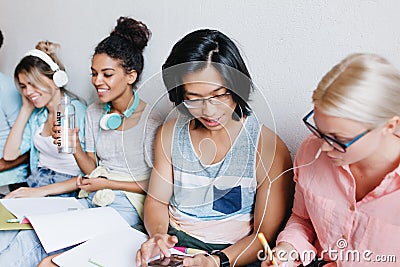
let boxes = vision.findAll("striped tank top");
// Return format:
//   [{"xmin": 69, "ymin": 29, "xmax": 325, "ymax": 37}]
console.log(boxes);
[{"xmin": 169, "ymin": 113, "xmax": 261, "ymax": 244}]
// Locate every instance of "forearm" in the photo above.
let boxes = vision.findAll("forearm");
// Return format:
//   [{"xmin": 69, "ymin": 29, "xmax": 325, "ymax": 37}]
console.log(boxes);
[
  {"xmin": 73, "ymin": 144, "xmax": 96, "ymax": 174},
  {"xmin": 4, "ymin": 108, "xmax": 31, "ymax": 160},
  {"xmin": 107, "ymin": 179, "xmax": 149, "ymax": 194},
  {"xmin": 37, "ymin": 178, "xmax": 78, "ymax": 196},
  {"xmin": 276, "ymin": 213, "xmax": 316, "ymax": 253},
  {"xmin": 0, "ymin": 152, "xmax": 29, "ymax": 171},
  {"xmin": 143, "ymin": 124, "xmax": 174, "ymax": 238},
  {"xmin": 223, "ymin": 233, "xmax": 264, "ymax": 266},
  {"xmin": 144, "ymin": 197, "xmax": 170, "ymax": 237}
]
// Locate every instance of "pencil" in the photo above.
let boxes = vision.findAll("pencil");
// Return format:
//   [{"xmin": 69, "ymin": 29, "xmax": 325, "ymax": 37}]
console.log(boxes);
[
  {"xmin": 257, "ymin": 233, "xmax": 278, "ymax": 266},
  {"xmin": 88, "ymin": 258, "xmax": 104, "ymax": 267},
  {"xmin": 174, "ymin": 246, "xmax": 208, "ymax": 255}
]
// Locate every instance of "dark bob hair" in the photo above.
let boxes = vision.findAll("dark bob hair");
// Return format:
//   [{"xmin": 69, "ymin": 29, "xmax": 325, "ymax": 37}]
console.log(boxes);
[{"xmin": 162, "ymin": 29, "xmax": 254, "ymax": 125}]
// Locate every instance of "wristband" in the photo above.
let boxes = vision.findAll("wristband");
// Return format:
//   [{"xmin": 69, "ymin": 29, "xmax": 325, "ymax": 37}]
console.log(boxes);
[{"xmin": 211, "ymin": 250, "xmax": 230, "ymax": 267}]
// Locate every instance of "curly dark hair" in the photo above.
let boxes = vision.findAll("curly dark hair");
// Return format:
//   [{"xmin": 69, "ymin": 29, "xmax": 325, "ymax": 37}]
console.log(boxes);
[{"xmin": 94, "ymin": 17, "xmax": 151, "ymax": 87}]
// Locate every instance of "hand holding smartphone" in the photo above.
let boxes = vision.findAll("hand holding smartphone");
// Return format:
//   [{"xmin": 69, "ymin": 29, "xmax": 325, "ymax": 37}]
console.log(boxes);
[{"xmin": 147, "ymin": 254, "xmax": 187, "ymax": 267}]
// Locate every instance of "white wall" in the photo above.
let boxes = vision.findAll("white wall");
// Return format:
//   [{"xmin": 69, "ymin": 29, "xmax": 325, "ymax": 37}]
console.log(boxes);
[{"xmin": 1, "ymin": 0, "xmax": 399, "ymax": 157}]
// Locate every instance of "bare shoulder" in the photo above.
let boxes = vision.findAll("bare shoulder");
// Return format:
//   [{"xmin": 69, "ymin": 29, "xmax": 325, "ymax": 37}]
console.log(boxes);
[
  {"xmin": 156, "ymin": 118, "xmax": 177, "ymax": 140},
  {"xmin": 258, "ymin": 125, "xmax": 291, "ymax": 159},
  {"xmin": 256, "ymin": 125, "xmax": 293, "ymax": 183},
  {"xmin": 153, "ymin": 118, "xmax": 179, "ymax": 156}
]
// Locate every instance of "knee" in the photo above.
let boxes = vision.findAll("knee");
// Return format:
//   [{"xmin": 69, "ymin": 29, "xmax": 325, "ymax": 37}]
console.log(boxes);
[{"xmin": 37, "ymin": 254, "xmax": 58, "ymax": 267}]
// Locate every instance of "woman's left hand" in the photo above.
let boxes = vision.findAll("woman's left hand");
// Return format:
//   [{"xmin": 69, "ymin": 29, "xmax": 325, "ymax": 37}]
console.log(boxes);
[
  {"xmin": 4, "ymin": 187, "xmax": 46, "ymax": 198},
  {"xmin": 182, "ymin": 254, "xmax": 219, "ymax": 267},
  {"xmin": 76, "ymin": 175, "xmax": 109, "ymax": 193}
]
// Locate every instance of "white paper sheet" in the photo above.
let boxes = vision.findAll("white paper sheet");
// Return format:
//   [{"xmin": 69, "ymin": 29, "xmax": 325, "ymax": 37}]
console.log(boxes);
[
  {"xmin": 53, "ymin": 226, "xmax": 148, "ymax": 267},
  {"xmin": 27, "ymin": 207, "xmax": 130, "ymax": 253},
  {"xmin": 0, "ymin": 197, "xmax": 85, "ymax": 219},
  {"xmin": 53, "ymin": 233, "xmax": 188, "ymax": 267}
]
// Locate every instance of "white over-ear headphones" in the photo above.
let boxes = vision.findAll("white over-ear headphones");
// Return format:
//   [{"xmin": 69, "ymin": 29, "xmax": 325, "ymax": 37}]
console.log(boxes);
[
  {"xmin": 99, "ymin": 90, "xmax": 140, "ymax": 130},
  {"xmin": 24, "ymin": 49, "xmax": 69, "ymax": 87}
]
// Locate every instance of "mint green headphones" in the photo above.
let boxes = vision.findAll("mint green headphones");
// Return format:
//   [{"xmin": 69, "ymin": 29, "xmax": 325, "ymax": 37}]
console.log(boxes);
[{"xmin": 99, "ymin": 90, "xmax": 140, "ymax": 130}]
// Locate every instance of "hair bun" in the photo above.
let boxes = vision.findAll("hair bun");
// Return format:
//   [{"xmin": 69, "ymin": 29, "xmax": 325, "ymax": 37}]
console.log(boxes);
[
  {"xmin": 111, "ymin": 17, "xmax": 151, "ymax": 51},
  {"xmin": 35, "ymin": 41, "xmax": 60, "ymax": 56},
  {"xmin": 33, "ymin": 40, "xmax": 65, "ymax": 71}
]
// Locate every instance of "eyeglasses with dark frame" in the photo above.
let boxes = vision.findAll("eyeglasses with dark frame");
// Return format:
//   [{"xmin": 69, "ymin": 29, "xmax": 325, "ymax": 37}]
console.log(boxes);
[
  {"xmin": 183, "ymin": 91, "xmax": 232, "ymax": 109},
  {"xmin": 302, "ymin": 110, "xmax": 370, "ymax": 153}
]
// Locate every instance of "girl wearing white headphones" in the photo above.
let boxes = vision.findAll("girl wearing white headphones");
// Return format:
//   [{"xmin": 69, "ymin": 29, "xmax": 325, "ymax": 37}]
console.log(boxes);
[
  {"xmin": 3, "ymin": 41, "xmax": 86, "ymax": 197},
  {"xmin": 0, "ymin": 41, "xmax": 87, "ymax": 266},
  {"xmin": 0, "ymin": 17, "xmax": 162, "ymax": 266}
]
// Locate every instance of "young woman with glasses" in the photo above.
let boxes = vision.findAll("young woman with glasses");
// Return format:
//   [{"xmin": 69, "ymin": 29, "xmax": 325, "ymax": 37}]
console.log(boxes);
[
  {"xmin": 263, "ymin": 53, "xmax": 400, "ymax": 267},
  {"xmin": 136, "ymin": 29, "xmax": 294, "ymax": 267}
]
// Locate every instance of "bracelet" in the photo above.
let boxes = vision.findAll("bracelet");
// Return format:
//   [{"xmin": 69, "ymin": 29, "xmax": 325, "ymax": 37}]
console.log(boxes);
[{"xmin": 211, "ymin": 250, "xmax": 230, "ymax": 267}]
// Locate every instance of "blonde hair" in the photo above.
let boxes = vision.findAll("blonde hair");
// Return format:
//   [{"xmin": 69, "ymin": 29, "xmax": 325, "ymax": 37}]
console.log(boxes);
[
  {"xmin": 35, "ymin": 41, "xmax": 66, "ymax": 70},
  {"xmin": 15, "ymin": 41, "xmax": 66, "ymax": 93},
  {"xmin": 313, "ymin": 53, "xmax": 400, "ymax": 127}
]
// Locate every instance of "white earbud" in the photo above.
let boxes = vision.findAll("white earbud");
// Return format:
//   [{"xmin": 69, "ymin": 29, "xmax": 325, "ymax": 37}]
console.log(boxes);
[{"xmin": 314, "ymin": 148, "xmax": 322, "ymax": 159}]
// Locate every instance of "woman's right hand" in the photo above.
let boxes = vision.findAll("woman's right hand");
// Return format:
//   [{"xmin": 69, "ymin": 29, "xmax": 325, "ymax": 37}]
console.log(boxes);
[
  {"xmin": 21, "ymin": 93, "xmax": 35, "ymax": 113},
  {"xmin": 136, "ymin": 233, "xmax": 178, "ymax": 267},
  {"xmin": 261, "ymin": 242, "xmax": 297, "ymax": 267},
  {"xmin": 52, "ymin": 121, "xmax": 62, "ymax": 146},
  {"xmin": 52, "ymin": 121, "xmax": 80, "ymax": 148}
]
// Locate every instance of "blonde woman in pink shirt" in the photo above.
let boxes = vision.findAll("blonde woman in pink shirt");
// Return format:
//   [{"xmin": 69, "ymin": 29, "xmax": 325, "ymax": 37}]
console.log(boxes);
[{"xmin": 263, "ymin": 53, "xmax": 400, "ymax": 267}]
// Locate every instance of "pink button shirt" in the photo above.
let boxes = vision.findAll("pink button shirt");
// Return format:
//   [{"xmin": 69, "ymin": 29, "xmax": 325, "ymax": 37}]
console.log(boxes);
[{"xmin": 277, "ymin": 136, "xmax": 400, "ymax": 267}]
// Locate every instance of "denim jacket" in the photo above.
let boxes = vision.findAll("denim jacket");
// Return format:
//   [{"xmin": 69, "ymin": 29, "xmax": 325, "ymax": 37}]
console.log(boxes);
[{"xmin": 20, "ymin": 97, "xmax": 86, "ymax": 172}]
